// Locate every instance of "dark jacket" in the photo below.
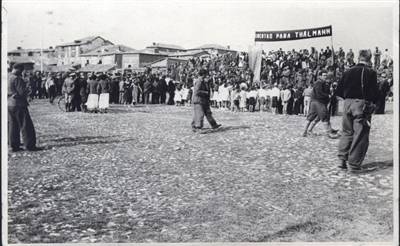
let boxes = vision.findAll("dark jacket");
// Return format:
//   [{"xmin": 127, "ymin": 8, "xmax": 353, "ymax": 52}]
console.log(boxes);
[
  {"xmin": 8, "ymin": 72, "xmax": 29, "ymax": 107},
  {"xmin": 87, "ymin": 79, "xmax": 99, "ymax": 94},
  {"xmin": 192, "ymin": 77, "xmax": 211, "ymax": 105},
  {"xmin": 336, "ymin": 63, "xmax": 379, "ymax": 103},
  {"xmin": 97, "ymin": 79, "xmax": 110, "ymax": 94},
  {"xmin": 311, "ymin": 79, "xmax": 330, "ymax": 105}
]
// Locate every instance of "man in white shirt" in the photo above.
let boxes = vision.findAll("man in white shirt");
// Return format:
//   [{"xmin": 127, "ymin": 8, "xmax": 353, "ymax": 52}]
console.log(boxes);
[
  {"xmin": 270, "ymin": 83, "xmax": 280, "ymax": 114},
  {"xmin": 257, "ymin": 85, "xmax": 267, "ymax": 111}
]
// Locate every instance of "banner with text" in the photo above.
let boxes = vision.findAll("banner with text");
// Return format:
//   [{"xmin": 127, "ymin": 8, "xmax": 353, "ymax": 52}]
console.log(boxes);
[{"xmin": 255, "ymin": 25, "xmax": 332, "ymax": 42}]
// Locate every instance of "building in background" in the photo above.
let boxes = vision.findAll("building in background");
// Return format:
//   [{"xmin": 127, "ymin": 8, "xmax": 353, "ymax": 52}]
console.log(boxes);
[
  {"xmin": 187, "ymin": 44, "xmax": 236, "ymax": 56},
  {"xmin": 145, "ymin": 42, "xmax": 186, "ymax": 54},
  {"xmin": 55, "ymin": 36, "xmax": 113, "ymax": 66},
  {"xmin": 150, "ymin": 57, "xmax": 188, "ymax": 72},
  {"xmin": 80, "ymin": 44, "xmax": 136, "ymax": 68},
  {"xmin": 122, "ymin": 49, "xmax": 167, "ymax": 69},
  {"xmin": 7, "ymin": 46, "xmax": 57, "ymax": 68}
]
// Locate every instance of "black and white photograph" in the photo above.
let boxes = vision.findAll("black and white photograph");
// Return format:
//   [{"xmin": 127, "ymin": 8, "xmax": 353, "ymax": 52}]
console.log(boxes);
[{"xmin": 1, "ymin": 0, "xmax": 399, "ymax": 245}]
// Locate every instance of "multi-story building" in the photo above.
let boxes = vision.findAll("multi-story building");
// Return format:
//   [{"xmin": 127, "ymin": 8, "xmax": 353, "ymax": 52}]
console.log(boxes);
[{"xmin": 55, "ymin": 36, "xmax": 113, "ymax": 66}]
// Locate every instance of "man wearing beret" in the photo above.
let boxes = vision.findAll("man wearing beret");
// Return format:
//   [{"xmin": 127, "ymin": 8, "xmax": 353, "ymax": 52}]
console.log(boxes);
[
  {"xmin": 191, "ymin": 69, "xmax": 221, "ymax": 132},
  {"xmin": 336, "ymin": 50, "xmax": 379, "ymax": 173},
  {"xmin": 8, "ymin": 63, "xmax": 41, "ymax": 152}
]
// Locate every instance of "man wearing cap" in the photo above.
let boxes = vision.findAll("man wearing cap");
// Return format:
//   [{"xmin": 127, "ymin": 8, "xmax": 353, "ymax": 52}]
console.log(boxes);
[
  {"xmin": 191, "ymin": 69, "xmax": 221, "ymax": 132},
  {"xmin": 8, "ymin": 63, "xmax": 41, "ymax": 152},
  {"xmin": 336, "ymin": 50, "xmax": 379, "ymax": 173},
  {"xmin": 62, "ymin": 73, "xmax": 77, "ymax": 112}
]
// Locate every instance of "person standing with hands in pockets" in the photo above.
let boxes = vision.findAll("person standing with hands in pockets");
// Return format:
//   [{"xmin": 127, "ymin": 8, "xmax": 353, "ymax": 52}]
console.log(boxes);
[{"xmin": 336, "ymin": 50, "xmax": 379, "ymax": 173}]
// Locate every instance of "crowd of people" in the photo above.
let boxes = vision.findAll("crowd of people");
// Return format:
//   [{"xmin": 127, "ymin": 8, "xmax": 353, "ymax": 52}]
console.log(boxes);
[{"xmin": 15, "ymin": 46, "xmax": 393, "ymax": 115}]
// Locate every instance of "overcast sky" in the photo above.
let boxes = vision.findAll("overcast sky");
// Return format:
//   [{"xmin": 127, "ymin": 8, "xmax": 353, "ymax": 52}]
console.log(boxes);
[{"xmin": 3, "ymin": 0, "xmax": 397, "ymax": 53}]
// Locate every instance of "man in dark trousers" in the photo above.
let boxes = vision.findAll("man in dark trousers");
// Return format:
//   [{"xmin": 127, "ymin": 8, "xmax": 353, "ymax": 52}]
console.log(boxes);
[
  {"xmin": 159, "ymin": 75, "xmax": 168, "ymax": 104},
  {"xmin": 191, "ymin": 69, "xmax": 221, "ymax": 132},
  {"xmin": 8, "ymin": 63, "xmax": 42, "ymax": 152},
  {"xmin": 336, "ymin": 50, "xmax": 379, "ymax": 173}
]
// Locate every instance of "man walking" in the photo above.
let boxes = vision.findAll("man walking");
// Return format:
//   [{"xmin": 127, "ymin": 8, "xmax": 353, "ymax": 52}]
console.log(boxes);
[
  {"xmin": 8, "ymin": 63, "xmax": 41, "ymax": 152},
  {"xmin": 336, "ymin": 50, "xmax": 379, "ymax": 172},
  {"xmin": 302, "ymin": 70, "xmax": 338, "ymax": 137},
  {"xmin": 191, "ymin": 69, "xmax": 221, "ymax": 132}
]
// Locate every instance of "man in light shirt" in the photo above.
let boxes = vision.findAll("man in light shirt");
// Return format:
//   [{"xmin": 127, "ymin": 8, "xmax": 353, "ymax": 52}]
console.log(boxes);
[
  {"xmin": 303, "ymin": 83, "xmax": 313, "ymax": 116},
  {"xmin": 257, "ymin": 84, "xmax": 268, "ymax": 111},
  {"xmin": 270, "ymin": 83, "xmax": 280, "ymax": 114}
]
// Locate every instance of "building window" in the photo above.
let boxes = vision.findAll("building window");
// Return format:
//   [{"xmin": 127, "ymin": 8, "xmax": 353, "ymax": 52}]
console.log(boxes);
[{"xmin": 28, "ymin": 52, "xmax": 33, "ymax": 56}]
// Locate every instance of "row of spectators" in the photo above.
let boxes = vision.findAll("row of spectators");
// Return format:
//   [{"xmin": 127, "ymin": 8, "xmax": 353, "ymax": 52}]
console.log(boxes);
[{"xmin": 19, "ymin": 46, "xmax": 393, "ymax": 114}]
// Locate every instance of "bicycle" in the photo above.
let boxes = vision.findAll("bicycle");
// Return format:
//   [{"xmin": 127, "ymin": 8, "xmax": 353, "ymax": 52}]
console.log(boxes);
[{"xmin": 57, "ymin": 94, "xmax": 72, "ymax": 112}]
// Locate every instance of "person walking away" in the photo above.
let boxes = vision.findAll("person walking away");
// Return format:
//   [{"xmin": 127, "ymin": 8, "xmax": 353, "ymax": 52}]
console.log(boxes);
[
  {"xmin": 336, "ymin": 49, "xmax": 379, "ymax": 172},
  {"xmin": 8, "ymin": 63, "xmax": 42, "ymax": 152},
  {"xmin": 191, "ymin": 69, "xmax": 221, "ymax": 132},
  {"xmin": 86, "ymin": 74, "xmax": 99, "ymax": 112}
]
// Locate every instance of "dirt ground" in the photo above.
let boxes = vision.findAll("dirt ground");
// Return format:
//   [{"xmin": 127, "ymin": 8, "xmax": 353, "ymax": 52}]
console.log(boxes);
[{"xmin": 7, "ymin": 100, "xmax": 393, "ymax": 243}]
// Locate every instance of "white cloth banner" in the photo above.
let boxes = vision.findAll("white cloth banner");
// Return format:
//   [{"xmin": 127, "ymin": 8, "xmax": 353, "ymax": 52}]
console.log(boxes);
[{"xmin": 248, "ymin": 46, "xmax": 263, "ymax": 84}]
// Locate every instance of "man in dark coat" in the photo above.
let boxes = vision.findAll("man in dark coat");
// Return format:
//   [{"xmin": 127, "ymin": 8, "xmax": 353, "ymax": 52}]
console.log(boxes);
[
  {"xmin": 191, "ymin": 69, "xmax": 221, "ymax": 132},
  {"xmin": 159, "ymin": 75, "xmax": 168, "ymax": 104},
  {"xmin": 302, "ymin": 70, "xmax": 338, "ymax": 137},
  {"xmin": 8, "ymin": 63, "xmax": 41, "ymax": 152},
  {"xmin": 336, "ymin": 50, "xmax": 379, "ymax": 172},
  {"xmin": 143, "ymin": 77, "xmax": 153, "ymax": 104}
]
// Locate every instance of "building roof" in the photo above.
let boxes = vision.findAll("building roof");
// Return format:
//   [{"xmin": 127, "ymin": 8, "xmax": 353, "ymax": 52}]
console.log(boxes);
[
  {"xmin": 56, "ymin": 36, "xmax": 113, "ymax": 47},
  {"xmin": 79, "ymin": 64, "xmax": 116, "ymax": 72},
  {"xmin": 168, "ymin": 50, "xmax": 209, "ymax": 57},
  {"xmin": 189, "ymin": 44, "xmax": 232, "ymax": 51},
  {"xmin": 146, "ymin": 42, "xmax": 185, "ymax": 50},
  {"xmin": 123, "ymin": 49, "xmax": 169, "ymax": 56},
  {"xmin": 8, "ymin": 48, "xmax": 55, "ymax": 54},
  {"xmin": 81, "ymin": 44, "xmax": 136, "ymax": 56},
  {"xmin": 7, "ymin": 56, "xmax": 36, "ymax": 64},
  {"xmin": 150, "ymin": 57, "xmax": 188, "ymax": 68}
]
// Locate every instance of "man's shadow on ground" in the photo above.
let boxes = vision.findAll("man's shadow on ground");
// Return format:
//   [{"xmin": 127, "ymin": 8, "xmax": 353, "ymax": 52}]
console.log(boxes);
[
  {"xmin": 198, "ymin": 125, "xmax": 251, "ymax": 134},
  {"xmin": 362, "ymin": 160, "xmax": 393, "ymax": 172},
  {"xmin": 40, "ymin": 135, "xmax": 135, "ymax": 149}
]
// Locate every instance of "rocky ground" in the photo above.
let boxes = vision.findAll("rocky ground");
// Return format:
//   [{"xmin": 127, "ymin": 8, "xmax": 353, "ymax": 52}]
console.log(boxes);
[{"xmin": 7, "ymin": 99, "xmax": 393, "ymax": 243}]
